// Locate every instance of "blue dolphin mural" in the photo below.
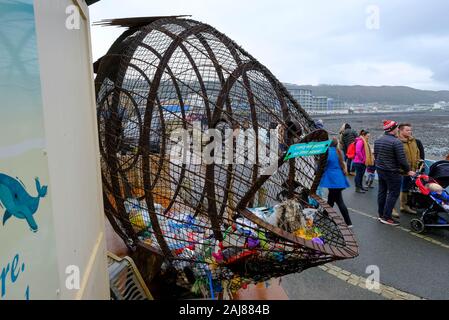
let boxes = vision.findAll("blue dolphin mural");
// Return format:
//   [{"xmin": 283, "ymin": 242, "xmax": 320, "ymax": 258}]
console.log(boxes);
[{"xmin": 0, "ymin": 173, "xmax": 47, "ymax": 232}]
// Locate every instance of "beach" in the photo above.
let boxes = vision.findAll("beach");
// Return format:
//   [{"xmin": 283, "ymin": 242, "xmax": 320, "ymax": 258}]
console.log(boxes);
[{"xmin": 316, "ymin": 111, "xmax": 449, "ymax": 160}]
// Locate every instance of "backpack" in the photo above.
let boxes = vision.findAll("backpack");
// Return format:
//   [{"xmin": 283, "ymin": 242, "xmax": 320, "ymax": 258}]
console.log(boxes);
[{"xmin": 346, "ymin": 142, "xmax": 356, "ymax": 159}]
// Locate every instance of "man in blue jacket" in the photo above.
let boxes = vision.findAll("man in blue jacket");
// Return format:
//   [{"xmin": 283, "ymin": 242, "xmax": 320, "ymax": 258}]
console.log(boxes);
[{"xmin": 374, "ymin": 120, "xmax": 416, "ymax": 226}]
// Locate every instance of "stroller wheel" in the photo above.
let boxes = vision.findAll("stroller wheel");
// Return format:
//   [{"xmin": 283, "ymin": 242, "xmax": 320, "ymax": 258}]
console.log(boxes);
[{"xmin": 410, "ymin": 219, "xmax": 425, "ymax": 234}]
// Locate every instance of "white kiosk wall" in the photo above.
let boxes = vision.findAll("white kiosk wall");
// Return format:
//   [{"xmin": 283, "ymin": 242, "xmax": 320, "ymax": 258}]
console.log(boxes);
[
  {"xmin": 32, "ymin": 0, "xmax": 109, "ymax": 299},
  {"xmin": 0, "ymin": 0, "xmax": 60, "ymax": 299}
]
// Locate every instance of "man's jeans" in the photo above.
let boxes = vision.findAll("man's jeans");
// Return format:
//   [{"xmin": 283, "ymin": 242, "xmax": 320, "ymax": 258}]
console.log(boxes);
[{"xmin": 377, "ymin": 170, "xmax": 402, "ymax": 219}]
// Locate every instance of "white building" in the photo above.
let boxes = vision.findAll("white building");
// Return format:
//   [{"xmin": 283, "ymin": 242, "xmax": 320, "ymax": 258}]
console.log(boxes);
[
  {"xmin": 288, "ymin": 88, "xmax": 313, "ymax": 112},
  {"xmin": 327, "ymin": 98, "xmax": 346, "ymax": 112},
  {"xmin": 312, "ymin": 96, "xmax": 328, "ymax": 113},
  {"xmin": 287, "ymin": 86, "xmax": 348, "ymax": 114}
]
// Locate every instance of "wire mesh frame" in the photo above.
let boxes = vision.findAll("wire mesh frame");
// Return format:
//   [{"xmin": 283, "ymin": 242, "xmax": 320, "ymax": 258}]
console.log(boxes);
[{"xmin": 95, "ymin": 17, "xmax": 359, "ymax": 286}]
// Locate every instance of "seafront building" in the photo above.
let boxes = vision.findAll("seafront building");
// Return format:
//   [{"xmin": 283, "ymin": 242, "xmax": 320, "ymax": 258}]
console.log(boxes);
[{"xmin": 287, "ymin": 86, "xmax": 346, "ymax": 114}]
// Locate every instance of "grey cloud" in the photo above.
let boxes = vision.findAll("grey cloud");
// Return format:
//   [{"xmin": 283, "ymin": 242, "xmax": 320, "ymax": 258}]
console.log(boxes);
[
  {"xmin": 89, "ymin": 0, "xmax": 449, "ymax": 90},
  {"xmin": 432, "ymin": 60, "xmax": 449, "ymax": 83}
]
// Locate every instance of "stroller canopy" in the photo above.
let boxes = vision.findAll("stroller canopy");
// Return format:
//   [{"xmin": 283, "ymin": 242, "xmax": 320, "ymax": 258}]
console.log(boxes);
[{"xmin": 429, "ymin": 160, "xmax": 449, "ymax": 188}]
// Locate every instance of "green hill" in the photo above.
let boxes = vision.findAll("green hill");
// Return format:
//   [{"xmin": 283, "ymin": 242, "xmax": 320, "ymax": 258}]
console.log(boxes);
[{"xmin": 284, "ymin": 84, "xmax": 449, "ymax": 105}]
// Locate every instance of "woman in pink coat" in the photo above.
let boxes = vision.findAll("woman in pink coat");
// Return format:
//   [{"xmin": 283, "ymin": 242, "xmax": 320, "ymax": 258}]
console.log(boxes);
[{"xmin": 353, "ymin": 130, "xmax": 372, "ymax": 193}]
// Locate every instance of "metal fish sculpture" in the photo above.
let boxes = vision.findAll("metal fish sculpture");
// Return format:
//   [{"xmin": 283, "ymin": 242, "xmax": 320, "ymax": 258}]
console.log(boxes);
[{"xmin": 95, "ymin": 16, "xmax": 358, "ymax": 296}]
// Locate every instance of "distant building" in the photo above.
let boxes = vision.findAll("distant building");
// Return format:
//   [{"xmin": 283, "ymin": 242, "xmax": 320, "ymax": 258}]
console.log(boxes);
[
  {"xmin": 440, "ymin": 101, "xmax": 449, "ymax": 110},
  {"xmin": 286, "ymin": 86, "xmax": 347, "ymax": 114},
  {"xmin": 312, "ymin": 96, "xmax": 328, "ymax": 113},
  {"xmin": 327, "ymin": 98, "xmax": 345, "ymax": 111},
  {"xmin": 414, "ymin": 104, "xmax": 434, "ymax": 111},
  {"xmin": 288, "ymin": 88, "xmax": 313, "ymax": 112}
]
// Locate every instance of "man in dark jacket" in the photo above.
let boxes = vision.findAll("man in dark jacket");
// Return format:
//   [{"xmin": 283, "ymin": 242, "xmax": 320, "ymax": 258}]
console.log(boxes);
[
  {"xmin": 339, "ymin": 123, "xmax": 358, "ymax": 175},
  {"xmin": 374, "ymin": 120, "xmax": 416, "ymax": 226}
]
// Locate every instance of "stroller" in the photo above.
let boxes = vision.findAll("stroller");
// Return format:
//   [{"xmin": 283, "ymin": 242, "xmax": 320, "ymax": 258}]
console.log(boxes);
[{"xmin": 409, "ymin": 160, "xmax": 449, "ymax": 233}]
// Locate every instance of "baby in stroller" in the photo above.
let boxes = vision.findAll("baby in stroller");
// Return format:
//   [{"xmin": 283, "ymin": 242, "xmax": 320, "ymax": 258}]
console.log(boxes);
[
  {"xmin": 426, "ymin": 183, "xmax": 449, "ymax": 212},
  {"xmin": 410, "ymin": 161, "xmax": 449, "ymax": 233}
]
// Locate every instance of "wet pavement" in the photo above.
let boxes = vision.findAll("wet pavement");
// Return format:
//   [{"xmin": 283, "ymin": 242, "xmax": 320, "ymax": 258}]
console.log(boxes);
[
  {"xmin": 105, "ymin": 173, "xmax": 449, "ymax": 300},
  {"xmin": 282, "ymin": 176, "xmax": 449, "ymax": 300}
]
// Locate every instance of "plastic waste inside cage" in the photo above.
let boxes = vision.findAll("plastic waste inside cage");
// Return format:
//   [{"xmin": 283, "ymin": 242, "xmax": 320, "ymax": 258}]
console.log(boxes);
[{"xmin": 95, "ymin": 16, "xmax": 359, "ymax": 298}]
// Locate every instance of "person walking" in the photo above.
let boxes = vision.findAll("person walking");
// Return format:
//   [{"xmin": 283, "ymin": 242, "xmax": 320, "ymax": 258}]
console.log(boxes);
[
  {"xmin": 339, "ymin": 123, "xmax": 358, "ymax": 176},
  {"xmin": 374, "ymin": 120, "xmax": 416, "ymax": 226},
  {"xmin": 320, "ymin": 138, "xmax": 353, "ymax": 227},
  {"xmin": 398, "ymin": 123, "xmax": 424, "ymax": 214},
  {"xmin": 276, "ymin": 123, "xmax": 287, "ymax": 154},
  {"xmin": 365, "ymin": 165, "xmax": 376, "ymax": 188},
  {"xmin": 353, "ymin": 130, "xmax": 374, "ymax": 193},
  {"xmin": 314, "ymin": 119, "xmax": 324, "ymax": 129}
]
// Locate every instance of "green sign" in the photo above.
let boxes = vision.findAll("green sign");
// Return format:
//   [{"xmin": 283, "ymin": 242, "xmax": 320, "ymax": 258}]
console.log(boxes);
[{"xmin": 284, "ymin": 140, "xmax": 332, "ymax": 160}]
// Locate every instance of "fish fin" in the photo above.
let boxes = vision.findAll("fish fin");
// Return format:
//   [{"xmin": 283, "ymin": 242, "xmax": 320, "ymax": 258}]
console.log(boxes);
[
  {"xmin": 24, "ymin": 212, "xmax": 38, "ymax": 232},
  {"xmin": 3, "ymin": 210, "xmax": 12, "ymax": 225}
]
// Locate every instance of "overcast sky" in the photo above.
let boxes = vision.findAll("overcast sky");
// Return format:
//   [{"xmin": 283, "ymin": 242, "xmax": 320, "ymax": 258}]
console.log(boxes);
[{"xmin": 89, "ymin": 0, "xmax": 449, "ymax": 91}]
